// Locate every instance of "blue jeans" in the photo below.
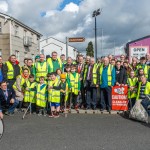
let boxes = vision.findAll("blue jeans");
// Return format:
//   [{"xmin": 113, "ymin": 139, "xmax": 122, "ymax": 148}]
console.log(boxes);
[
  {"xmin": 8, "ymin": 99, "xmax": 19, "ymax": 113},
  {"xmin": 141, "ymin": 99, "xmax": 150, "ymax": 116}
]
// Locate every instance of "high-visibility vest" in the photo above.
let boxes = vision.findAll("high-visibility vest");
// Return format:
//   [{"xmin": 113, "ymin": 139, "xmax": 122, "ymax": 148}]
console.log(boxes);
[
  {"xmin": 136, "ymin": 81, "xmax": 150, "ymax": 100},
  {"xmin": 137, "ymin": 64, "xmax": 149, "ymax": 78},
  {"xmin": 48, "ymin": 78, "xmax": 60, "ymax": 103},
  {"xmin": 35, "ymin": 61, "xmax": 48, "ymax": 81},
  {"xmin": 5, "ymin": 61, "xmax": 21, "ymax": 79},
  {"xmin": 24, "ymin": 81, "xmax": 37, "ymax": 103},
  {"xmin": 47, "ymin": 58, "xmax": 62, "ymax": 72},
  {"xmin": 70, "ymin": 73, "xmax": 80, "ymax": 95},
  {"xmin": 83, "ymin": 63, "xmax": 98, "ymax": 84},
  {"xmin": 36, "ymin": 84, "xmax": 47, "ymax": 108},
  {"xmin": 13, "ymin": 75, "xmax": 27, "ymax": 90},
  {"xmin": 99, "ymin": 64, "xmax": 113, "ymax": 86},
  {"xmin": 127, "ymin": 77, "xmax": 138, "ymax": 98}
]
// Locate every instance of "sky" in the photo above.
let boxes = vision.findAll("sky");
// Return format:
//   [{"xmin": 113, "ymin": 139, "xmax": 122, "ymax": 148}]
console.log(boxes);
[{"xmin": 0, "ymin": 0, "xmax": 150, "ymax": 56}]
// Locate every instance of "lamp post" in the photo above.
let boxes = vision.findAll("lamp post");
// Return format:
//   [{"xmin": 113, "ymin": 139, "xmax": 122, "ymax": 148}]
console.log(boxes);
[{"xmin": 92, "ymin": 8, "xmax": 101, "ymax": 61}]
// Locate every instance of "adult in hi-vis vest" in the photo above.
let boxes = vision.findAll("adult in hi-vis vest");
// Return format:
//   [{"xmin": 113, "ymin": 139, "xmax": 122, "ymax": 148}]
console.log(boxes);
[
  {"xmin": 3, "ymin": 55, "xmax": 21, "ymax": 88},
  {"xmin": 47, "ymin": 51, "xmax": 62, "ymax": 73},
  {"xmin": 32, "ymin": 54, "xmax": 50, "ymax": 82},
  {"xmin": 83, "ymin": 57, "xmax": 98, "ymax": 110},
  {"xmin": 97, "ymin": 57, "xmax": 116, "ymax": 113}
]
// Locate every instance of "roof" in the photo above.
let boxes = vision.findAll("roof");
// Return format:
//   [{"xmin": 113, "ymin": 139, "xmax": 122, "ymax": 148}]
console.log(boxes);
[
  {"xmin": 40, "ymin": 36, "xmax": 79, "ymax": 52},
  {"xmin": 0, "ymin": 12, "xmax": 42, "ymax": 37},
  {"xmin": 126, "ymin": 35, "xmax": 150, "ymax": 45}
]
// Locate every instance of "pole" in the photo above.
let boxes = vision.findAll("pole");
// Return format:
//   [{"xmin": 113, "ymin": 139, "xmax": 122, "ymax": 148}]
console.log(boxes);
[
  {"xmin": 95, "ymin": 17, "xmax": 97, "ymax": 61},
  {"xmin": 66, "ymin": 37, "xmax": 68, "ymax": 58}
]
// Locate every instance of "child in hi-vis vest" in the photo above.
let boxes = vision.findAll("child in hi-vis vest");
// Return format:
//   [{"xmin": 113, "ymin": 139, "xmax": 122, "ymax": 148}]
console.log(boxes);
[
  {"xmin": 48, "ymin": 72, "xmax": 61, "ymax": 118},
  {"xmin": 23, "ymin": 74, "xmax": 37, "ymax": 113},
  {"xmin": 36, "ymin": 76, "xmax": 47, "ymax": 116}
]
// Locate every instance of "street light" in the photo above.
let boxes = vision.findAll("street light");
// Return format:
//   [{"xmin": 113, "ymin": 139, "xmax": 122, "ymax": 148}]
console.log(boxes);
[{"xmin": 92, "ymin": 8, "xmax": 101, "ymax": 61}]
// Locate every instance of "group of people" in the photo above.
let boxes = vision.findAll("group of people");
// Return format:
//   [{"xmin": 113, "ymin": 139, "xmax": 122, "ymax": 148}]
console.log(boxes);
[{"xmin": 0, "ymin": 51, "xmax": 150, "ymax": 119}]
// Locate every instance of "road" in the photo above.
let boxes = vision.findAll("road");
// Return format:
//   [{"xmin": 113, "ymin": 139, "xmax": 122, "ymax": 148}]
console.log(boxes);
[{"xmin": 1, "ymin": 113, "xmax": 150, "ymax": 150}]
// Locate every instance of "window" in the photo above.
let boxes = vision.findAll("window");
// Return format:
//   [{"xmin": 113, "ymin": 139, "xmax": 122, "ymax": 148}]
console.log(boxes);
[
  {"xmin": 31, "ymin": 33, "xmax": 34, "ymax": 43},
  {"xmin": 0, "ymin": 49, "xmax": 1, "ymax": 55},
  {"xmin": 14, "ymin": 25, "xmax": 19, "ymax": 36},
  {"xmin": 24, "ymin": 30, "xmax": 27, "ymax": 37},
  {"xmin": 15, "ymin": 50, "xmax": 19, "ymax": 61},
  {"xmin": 0, "ymin": 22, "xmax": 1, "ymax": 31}
]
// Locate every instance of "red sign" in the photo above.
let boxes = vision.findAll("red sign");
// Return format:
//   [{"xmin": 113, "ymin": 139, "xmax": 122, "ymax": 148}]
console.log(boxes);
[{"xmin": 112, "ymin": 86, "xmax": 128, "ymax": 111}]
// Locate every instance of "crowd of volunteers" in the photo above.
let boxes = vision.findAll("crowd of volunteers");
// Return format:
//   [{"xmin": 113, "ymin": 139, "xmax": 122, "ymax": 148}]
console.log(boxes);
[{"xmin": 0, "ymin": 51, "xmax": 150, "ymax": 119}]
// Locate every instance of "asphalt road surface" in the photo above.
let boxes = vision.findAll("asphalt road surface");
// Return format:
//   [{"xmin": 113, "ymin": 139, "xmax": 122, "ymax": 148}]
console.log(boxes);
[{"xmin": 0, "ymin": 113, "xmax": 150, "ymax": 150}]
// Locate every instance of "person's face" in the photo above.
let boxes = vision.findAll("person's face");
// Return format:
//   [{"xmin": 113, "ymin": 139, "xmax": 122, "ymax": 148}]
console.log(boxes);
[
  {"xmin": 71, "ymin": 67, "xmax": 76, "ymax": 73},
  {"xmin": 51, "ymin": 75, "xmax": 56, "ymax": 81},
  {"xmin": 23, "ymin": 70, "xmax": 29, "ymax": 77},
  {"xmin": 130, "ymin": 72, "xmax": 135, "ymax": 78},
  {"xmin": 10, "ymin": 56, "xmax": 16, "ymax": 63},
  {"xmin": 27, "ymin": 60, "xmax": 33, "ymax": 67},
  {"xmin": 66, "ymin": 67, "xmax": 70, "ymax": 72},
  {"xmin": 108, "ymin": 55, "xmax": 113, "ymax": 60},
  {"xmin": 140, "ymin": 76, "xmax": 146, "ymax": 83},
  {"xmin": 35, "ymin": 58, "xmax": 40, "ymax": 62},
  {"xmin": 60, "ymin": 55, "xmax": 65, "ymax": 61},
  {"xmin": 78, "ymin": 57, "xmax": 83, "ymax": 64},
  {"xmin": 139, "ymin": 70, "xmax": 144, "ymax": 75},
  {"xmin": 123, "ymin": 63, "xmax": 128, "ymax": 68},
  {"xmin": 67, "ymin": 58, "xmax": 72, "ymax": 64},
  {"xmin": 29, "ymin": 77, "xmax": 34, "ymax": 82},
  {"xmin": 52, "ymin": 53, "xmax": 57, "ymax": 60},
  {"xmin": 47, "ymin": 76, "xmax": 51, "ymax": 81},
  {"xmin": 111, "ymin": 60, "xmax": 115, "ymax": 66},
  {"xmin": 40, "ymin": 78, "xmax": 44, "ymax": 84},
  {"xmin": 0, "ymin": 57, "xmax": 2, "ymax": 64},
  {"xmin": 57, "ymin": 70, "xmax": 61, "ymax": 75},
  {"xmin": 146, "ymin": 54, "xmax": 150, "ymax": 60},
  {"xmin": 40, "ymin": 54, "xmax": 45, "ymax": 62},
  {"xmin": 24, "ymin": 59, "xmax": 28, "ymax": 65},
  {"xmin": 90, "ymin": 59, "xmax": 95, "ymax": 65},
  {"xmin": 61, "ymin": 78, "xmax": 65, "ymax": 82},
  {"xmin": 1, "ymin": 82, "xmax": 7, "ymax": 90},
  {"xmin": 86, "ymin": 59, "xmax": 90, "ymax": 64},
  {"xmin": 140, "ymin": 59, "xmax": 146, "ymax": 64},
  {"xmin": 103, "ymin": 58, "xmax": 109, "ymax": 66},
  {"xmin": 116, "ymin": 62, "xmax": 121, "ymax": 68},
  {"xmin": 120, "ymin": 55, "xmax": 125, "ymax": 61}
]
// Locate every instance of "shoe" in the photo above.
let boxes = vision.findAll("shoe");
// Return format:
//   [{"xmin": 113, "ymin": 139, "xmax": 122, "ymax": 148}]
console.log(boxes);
[
  {"xmin": 93, "ymin": 107, "xmax": 96, "ymax": 110},
  {"xmin": 54, "ymin": 114, "xmax": 60, "ymax": 118},
  {"xmin": 107, "ymin": 109, "xmax": 111, "ymax": 114},
  {"xmin": 86, "ymin": 107, "xmax": 91, "ymax": 110},
  {"xmin": 38, "ymin": 110, "xmax": 42, "ymax": 116},
  {"xmin": 5, "ymin": 111, "xmax": 14, "ymax": 116},
  {"xmin": 43, "ymin": 110, "xmax": 47, "ymax": 117},
  {"xmin": 49, "ymin": 114, "xmax": 54, "ymax": 118}
]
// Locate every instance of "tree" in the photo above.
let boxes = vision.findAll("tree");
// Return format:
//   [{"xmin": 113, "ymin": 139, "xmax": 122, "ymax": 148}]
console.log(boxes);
[{"xmin": 86, "ymin": 41, "xmax": 94, "ymax": 57}]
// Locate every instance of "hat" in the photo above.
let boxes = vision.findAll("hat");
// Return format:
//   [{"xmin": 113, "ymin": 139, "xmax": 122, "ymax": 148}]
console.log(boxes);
[
  {"xmin": 60, "ymin": 74, "xmax": 66, "ymax": 79},
  {"xmin": 35, "ymin": 55, "xmax": 40, "ymax": 60}
]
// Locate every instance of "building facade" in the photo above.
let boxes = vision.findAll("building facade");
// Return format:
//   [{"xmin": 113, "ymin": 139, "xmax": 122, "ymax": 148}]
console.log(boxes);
[
  {"xmin": 125, "ymin": 35, "xmax": 150, "ymax": 62},
  {"xmin": 0, "ymin": 13, "xmax": 42, "ymax": 65},
  {"xmin": 40, "ymin": 37, "xmax": 79, "ymax": 60}
]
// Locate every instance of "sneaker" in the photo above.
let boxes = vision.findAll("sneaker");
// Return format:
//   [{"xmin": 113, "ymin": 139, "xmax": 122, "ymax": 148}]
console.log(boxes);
[
  {"xmin": 38, "ymin": 110, "xmax": 42, "ymax": 116},
  {"xmin": 49, "ymin": 114, "xmax": 54, "ymax": 118},
  {"xmin": 5, "ymin": 111, "xmax": 14, "ymax": 116},
  {"xmin": 54, "ymin": 114, "xmax": 60, "ymax": 118},
  {"xmin": 43, "ymin": 110, "xmax": 47, "ymax": 117}
]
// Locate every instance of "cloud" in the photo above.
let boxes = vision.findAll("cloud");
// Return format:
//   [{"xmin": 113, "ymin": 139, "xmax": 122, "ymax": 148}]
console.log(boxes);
[
  {"xmin": 1, "ymin": 0, "xmax": 150, "ymax": 57},
  {"xmin": 63, "ymin": 2, "xmax": 79, "ymax": 13},
  {"xmin": 0, "ymin": 1, "xmax": 8, "ymax": 13}
]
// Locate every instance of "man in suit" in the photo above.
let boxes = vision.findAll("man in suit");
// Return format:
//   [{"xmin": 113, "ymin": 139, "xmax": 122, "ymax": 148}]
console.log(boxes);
[{"xmin": 0, "ymin": 81, "xmax": 19, "ymax": 118}]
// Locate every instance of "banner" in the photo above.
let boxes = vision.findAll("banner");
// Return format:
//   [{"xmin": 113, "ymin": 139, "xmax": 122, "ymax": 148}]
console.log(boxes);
[{"xmin": 112, "ymin": 85, "xmax": 128, "ymax": 111}]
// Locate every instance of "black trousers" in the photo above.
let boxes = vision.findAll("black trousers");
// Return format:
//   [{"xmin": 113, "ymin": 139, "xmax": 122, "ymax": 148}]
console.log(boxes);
[{"xmin": 100, "ymin": 86, "xmax": 112, "ymax": 110}]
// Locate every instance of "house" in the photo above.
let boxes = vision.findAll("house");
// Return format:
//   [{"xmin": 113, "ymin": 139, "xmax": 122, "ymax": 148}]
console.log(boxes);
[
  {"xmin": 40, "ymin": 37, "xmax": 79, "ymax": 59},
  {"xmin": 0, "ymin": 12, "xmax": 42, "ymax": 65}
]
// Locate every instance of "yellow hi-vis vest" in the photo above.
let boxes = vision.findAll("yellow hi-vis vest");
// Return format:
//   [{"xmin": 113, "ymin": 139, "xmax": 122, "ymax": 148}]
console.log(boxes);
[
  {"xmin": 136, "ymin": 81, "xmax": 150, "ymax": 100},
  {"xmin": 36, "ymin": 83, "xmax": 47, "ymax": 108},
  {"xmin": 24, "ymin": 81, "xmax": 37, "ymax": 103},
  {"xmin": 35, "ymin": 61, "xmax": 48, "ymax": 81},
  {"xmin": 99, "ymin": 64, "xmax": 113, "ymax": 86},
  {"xmin": 83, "ymin": 63, "xmax": 98, "ymax": 84},
  {"xmin": 127, "ymin": 77, "xmax": 138, "ymax": 98},
  {"xmin": 70, "ymin": 73, "xmax": 80, "ymax": 95},
  {"xmin": 47, "ymin": 57, "xmax": 62, "ymax": 72},
  {"xmin": 137, "ymin": 64, "xmax": 149, "ymax": 78},
  {"xmin": 5, "ymin": 61, "xmax": 22, "ymax": 79},
  {"xmin": 48, "ymin": 78, "xmax": 60, "ymax": 103},
  {"xmin": 13, "ymin": 75, "xmax": 27, "ymax": 90}
]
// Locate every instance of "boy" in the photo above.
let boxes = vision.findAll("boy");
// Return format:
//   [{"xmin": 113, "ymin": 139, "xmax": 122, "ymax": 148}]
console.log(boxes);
[
  {"xmin": 48, "ymin": 72, "xmax": 61, "ymax": 118},
  {"xmin": 23, "ymin": 74, "xmax": 37, "ymax": 113},
  {"xmin": 127, "ymin": 70, "xmax": 138, "ymax": 108},
  {"xmin": 36, "ymin": 76, "xmax": 47, "ymax": 116},
  {"xmin": 60, "ymin": 74, "xmax": 69, "ymax": 112},
  {"xmin": 69, "ymin": 65, "xmax": 80, "ymax": 110}
]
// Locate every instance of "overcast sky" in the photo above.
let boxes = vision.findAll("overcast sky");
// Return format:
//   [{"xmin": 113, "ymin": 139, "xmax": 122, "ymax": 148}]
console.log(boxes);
[{"xmin": 0, "ymin": 0, "xmax": 150, "ymax": 56}]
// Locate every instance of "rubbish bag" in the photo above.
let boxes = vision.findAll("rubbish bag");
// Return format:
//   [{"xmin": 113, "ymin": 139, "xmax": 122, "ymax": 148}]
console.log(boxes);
[{"xmin": 129, "ymin": 99, "xmax": 149, "ymax": 123}]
